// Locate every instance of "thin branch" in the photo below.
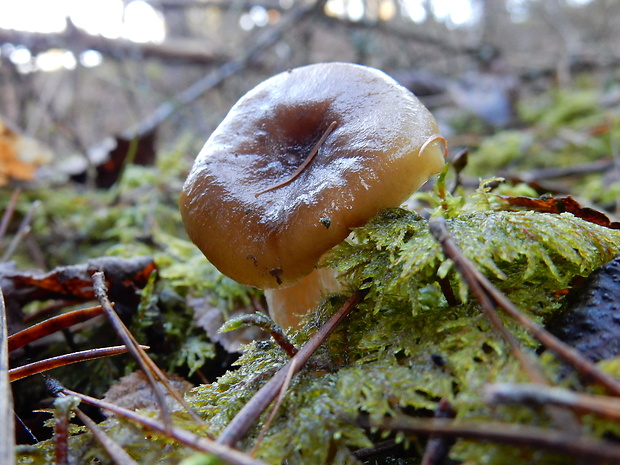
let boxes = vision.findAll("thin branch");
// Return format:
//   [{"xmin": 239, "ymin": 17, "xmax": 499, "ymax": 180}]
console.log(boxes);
[
  {"xmin": 8, "ymin": 305, "xmax": 104, "ymax": 352},
  {"xmin": 9, "ymin": 345, "xmax": 145, "ymax": 382},
  {"xmin": 250, "ymin": 358, "xmax": 298, "ymax": 456},
  {"xmin": 222, "ymin": 312, "xmax": 298, "ymax": 357},
  {"xmin": 73, "ymin": 406, "xmax": 140, "ymax": 465},
  {"xmin": 429, "ymin": 216, "xmax": 582, "ymax": 433},
  {"xmin": 216, "ymin": 287, "xmax": 368, "ymax": 448},
  {"xmin": 0, "ymin": 286, "xmax": 15, "ymax": 465},
  {"xmin": 505, "ymin": 158, "xmax": 613, "ymax": 184},
  {"xmin": 0, "ymin": 26, "xmax": 229, "ymax": 66},
  {"xmin": 485, "ymin": 382, "xmax": 620, "ymax": 422},
  {"xmin": 320, "ymin": 14, "xmax": 475, "ymax": 56},
  {"xmin": 91, "ymin": 271, "xmax": 203, "ymax": 428},
  {"xmin": 46, "ymin": 380, "xmax": 269, "ymax": 465},
  {"xmin": 428, "ymin": 216, "xmax": 620, "ymax": 396},
  {"xmin": 254, "ymin": 121, "xmax": 337, "ymax": 197},
  {"xmin": 53, "ymin": 395, "xmax": 75, "ymax": 465},
  {"xmin": 355, "ymin": 415, "xmax": 620, "ymax": 462},
  {"xmin": 429, "ymin": 218, "xmax": 551, "ymax": 386}
]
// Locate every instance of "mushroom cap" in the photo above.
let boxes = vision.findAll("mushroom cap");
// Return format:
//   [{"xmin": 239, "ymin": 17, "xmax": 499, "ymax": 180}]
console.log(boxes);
[{"xmin": 180, "ymin": 62, "xmax": 445, "ymax": 289}]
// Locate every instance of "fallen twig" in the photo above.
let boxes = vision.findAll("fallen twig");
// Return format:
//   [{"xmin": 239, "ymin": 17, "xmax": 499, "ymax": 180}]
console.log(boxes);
[
  {"xmin": 53, "ymin": 395, "xmax": 75, "ymax": 465},
  {"xmin": 222, "ymin": 312, "xmax": 298, "ymax": 357},
  {"xmin": 48, "ymin": 387, "xmax": 139, "ymax": 465},
  {"xmin": 250, "ymin": 358, "xmax": 298, "ymax": 456},
  {"xmin": 46, "ymin": 379, "xmax": 268, "ymax": 465},
  {"xmin": 9, "ymin": 345, "xmax": 146, "ymax": 382},
  {"xmin": 93, "ymin": 271, "xmax": 202, "ymax": 426},
  {"xmin": 77, "ymin": 406, "xmax": 139, "ymax": 465},
  {"xmin": 430, "ymin": 216, "xmax": 591, "ymax": 434},
  {"xmin": 0, "ymin": 286, "xmax": 15, "ymax": 465},
  {"xmin": 74, "ymin": 406, "xmax": 139, "ymax": 465},
  {"xmin": 216, "ymin": 287, "xmax": 368, "ymax": 448},
  {"xmin": 485, "ymin": 382, "xmax": 620, "ymax": 421},
  {"xmin": 430, "ymin": 216, "xmax": 552, "ymax": 386},
  {"xmin": 504, "ymin": 158, "xmax": 613, "ymax": 184},
  {"xmin": 428, "ymin": 216, "xmax": 620, "ymax": 396},
  {"xmin": 8, "ymin": 305, "xmax": 104, "ymax": 351},
  {"xmin": 91, "ymin": 271, "xmax": 203, "ymax": 428},
  {"xmin": 354, "ymin": 414, "xmax": 620, "ymax": 462}
]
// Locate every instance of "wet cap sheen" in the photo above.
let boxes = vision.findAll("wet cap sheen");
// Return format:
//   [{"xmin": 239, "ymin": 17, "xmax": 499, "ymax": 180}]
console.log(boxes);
[{"xmin": 180, "ymin": 62, "xmax": 446, "ymax": 290}]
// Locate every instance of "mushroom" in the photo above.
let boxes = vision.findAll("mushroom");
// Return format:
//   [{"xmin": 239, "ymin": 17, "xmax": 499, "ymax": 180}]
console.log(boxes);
[{"xmin": 180, "ymin": 62, "xmax": 446, "ymax": 328}]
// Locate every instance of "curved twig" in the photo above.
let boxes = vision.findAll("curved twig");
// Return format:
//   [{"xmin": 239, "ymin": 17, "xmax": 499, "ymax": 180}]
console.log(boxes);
[
  {"xmin": 9, "ymin": 345, "xmax": 146, "ymax": 382},
  {"xmin": 216, "ymin": 287, "xmax": 368, "ymax": 447},
  {"xmin": 255, "ymin": 121, "xmax": 337, "ymax": 197},
  {"xmin": 429, "ymin": 216, "xmax": 620, "ymax": 396}
]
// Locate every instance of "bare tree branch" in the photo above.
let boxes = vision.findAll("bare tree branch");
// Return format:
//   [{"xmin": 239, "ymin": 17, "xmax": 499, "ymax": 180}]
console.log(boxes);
[
  {"xmin": 128, "ymin": 0, "xmax": 329, "ymax": 138},
  {"xmin": 0, "ymin": 25, "xmax": 229, "ymax": 65}
]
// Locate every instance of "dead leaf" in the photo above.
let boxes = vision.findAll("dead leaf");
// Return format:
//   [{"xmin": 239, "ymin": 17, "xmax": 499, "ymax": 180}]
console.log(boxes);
[
  {"xmin": 71, "ymin": 128, "xmax": 157, "ymax": 188},
  {"xmin": 190, "ymin": 296, "xmax": 264, "ymax": 353},
  {"xmin": 0, "ymin": 117, "xmax": 52, "ymax": 186},
  {"xmin": 3, "ymin": 256, "xmax": 156, "ymax": 304},
  {"xmin": 497, "ymin": 194, "xmax": 620, "ymax": 229},
  {"xmin": 102, "ymin": 370, "xmax": 192, "ymax": 417},
  {"xmin": 548, "ymin": 256, "xmax": 620, "ymax": 365}
]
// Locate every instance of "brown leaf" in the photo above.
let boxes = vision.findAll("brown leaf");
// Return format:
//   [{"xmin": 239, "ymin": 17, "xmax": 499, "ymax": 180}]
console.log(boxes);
[
  {"xmin": 190, "ymin": 296, "xmax": 265, "ymax": 353},
  {"xmin": 102, "ymin": 370, "xmax": 192, "ymax": 417},
  {"xmin": 71, "ymin": 128, "xmax": 157, "ymax": 188},
  {"xmin": 0, "ymin": 117, "xmax": 52, "ymax": 186},
  {"xmin": 4, "ymin": 256, "xmax": 156, "ymax": 303},
  {"xmin": 497, "ymin": 194, "xmax": 620, "ymax": 229}
]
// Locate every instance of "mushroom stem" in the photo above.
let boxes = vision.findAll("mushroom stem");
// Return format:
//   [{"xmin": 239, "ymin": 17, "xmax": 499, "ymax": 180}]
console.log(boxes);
[
  {"xmin": 264, "ymin": 267, "xmax": 342, "ymax": 328},
  {"xmin": 255, "ymin": 121, "xmax": 338, "ymax": 197}
]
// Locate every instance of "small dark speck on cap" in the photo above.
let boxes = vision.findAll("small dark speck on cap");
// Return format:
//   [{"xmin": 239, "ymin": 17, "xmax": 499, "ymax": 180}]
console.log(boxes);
[{"xmin": 270, "ymin": 267, "xmax": 283, "ymax": 285}]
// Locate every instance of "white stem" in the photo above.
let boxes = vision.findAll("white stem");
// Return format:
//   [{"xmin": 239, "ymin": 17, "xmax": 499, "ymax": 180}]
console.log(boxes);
[{"xmin": 265, "ymin": 267, "xmax": 342, "ymax": 328}]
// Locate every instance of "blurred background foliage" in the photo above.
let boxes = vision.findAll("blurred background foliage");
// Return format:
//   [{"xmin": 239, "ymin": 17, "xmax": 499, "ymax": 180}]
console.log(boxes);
[
  {"xmin": 2, "ymin": 0, "xmax": 620, "ymax": 462},
  {"xmin": 1, "ymin": 0, "xmax": 619, "ymax": 167}
]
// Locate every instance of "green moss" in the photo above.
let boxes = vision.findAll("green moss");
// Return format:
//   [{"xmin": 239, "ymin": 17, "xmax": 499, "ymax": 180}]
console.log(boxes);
[
  {"xmin": 14, "ymin": 177, "xmax": 620, "ymax": 464},
  {"xmin": 520, "ymin": 89, "xmax": 597, "ymax": 128},
  {"xmin": 182, "ymin": 185, "xmax": 620, "ymax": 465},
  {"xmin": 10, "ymin": 79, "xmax": 620, "ymax": 464},
  {"xmin": 466, "ymin": 83, "xmax": 618, "ymax": 185},
  {"xmin": 466, "ymin": 130, "xmax": 532, "ymax": 175}
]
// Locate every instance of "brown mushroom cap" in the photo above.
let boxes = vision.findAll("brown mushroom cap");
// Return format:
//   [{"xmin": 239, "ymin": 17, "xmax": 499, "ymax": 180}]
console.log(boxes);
[{"xmin": 180, "ymin": 62, "xmax": 445, "ymax": 290}]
